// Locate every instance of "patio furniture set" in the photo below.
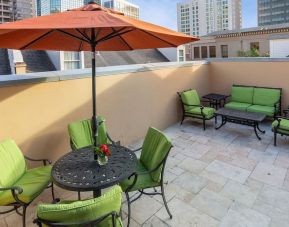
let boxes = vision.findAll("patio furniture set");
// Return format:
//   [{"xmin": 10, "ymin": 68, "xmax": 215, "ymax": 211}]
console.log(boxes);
[{"xmin": 178, "ymin": 84, "xmax": 289, "ymax": 145}]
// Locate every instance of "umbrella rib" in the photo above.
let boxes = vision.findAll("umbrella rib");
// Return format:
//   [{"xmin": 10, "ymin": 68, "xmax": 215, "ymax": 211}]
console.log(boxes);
[
  {"xmin": 56, "ymin": 29, "xmax": 90, "ymax": 43},
  {"xmin": 20, "ymin": 30, "xmax": 55, "ymax": 49},
  {"xmin": 97, "ymin": 28, "xmax": 134, "ymax": 44},
  {"xmin": 75, "ymin": 28, "xmax": 91, "ymax": 42},
  {"xmin": 96, "ymin": 27, "xmax": 127, "ymax": 43},
  {"xmin": 112, "ymin": 28, "xmax": 133, "ymax": 50},
  {"xmin": 139, "ymin": 29, "xmax": 176, "ymax": 47}
]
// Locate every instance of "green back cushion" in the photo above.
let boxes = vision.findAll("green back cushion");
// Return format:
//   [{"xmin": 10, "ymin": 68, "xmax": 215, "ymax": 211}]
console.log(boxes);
[
  {"xmin": 253, "ymin": 88, "xmax": 281, "ymax": 107},
  {"xmin": 140, "ymin": 127, "xmax": 172, "ymax": 182},
  {"xmin": 0, "ymin": 139, "xmax": 26, "ymax": 189},
  {"xmin": 37, "ymin": 186, "xmax": 122, "ymax": 227},
  {"xmin": 231, "ymin": 86, "xmax": 254, "ymax": 104},
  {"xmin": 181, "ymin": 90, "xmax": 200, "ymax": 111},
  {"xmin": 68, "ymin": 116, "xmax": 109, "ymax": 150}
]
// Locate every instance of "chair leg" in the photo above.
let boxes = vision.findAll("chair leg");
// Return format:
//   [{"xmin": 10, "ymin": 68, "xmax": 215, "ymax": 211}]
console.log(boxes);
[
  {"xmin": 22, "ymin": 206, "xmax": 27, "ymax": 227},
  {"xmin": 125, "ymin": 192, "xmax": 131, "ymax": 227},
  {"xmin": 180, "ymin": 115, "xmax": 185, "ymax": 125},
  {"xmin": 78, "ymin": 191, "xmax": 81, "ymax": 200},
  {"xmin": 51, "ymin": 182, "xmax": 55, "ymax": 201},
  {"xmin": 203, "ymin": 119, "xmax": 206, "ymax": 131},
  {"xmin": 274, "ymin": 133, "xmax": 277, "ymax": 147},
  {"xmin": 161, "ymin": 183, "xmax": 172, "ymax": 219}
]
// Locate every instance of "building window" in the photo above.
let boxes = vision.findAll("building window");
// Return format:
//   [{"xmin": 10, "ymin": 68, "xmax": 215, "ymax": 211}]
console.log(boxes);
[
  {"xmin": 64, "ymin": 52, "xmax": 80, "ymax": 70},
  {"xmin": 250, "ymin": 42, "xmax": 260, "ymax": 51},
  {"xmin": 201, "ymin": 46, "xmax": 208, "ymax": 59},
  {"xmin": 50, "ymin": 0, "xmax": 61, "ymax": 14},
  {"xmin": 179, "ymin": 49, "xmax": 184, "ymax": 62},
  {"xmin": 194, "ymin": 47, "xmax": 200, "ymax": 59},
  {"xmin": 221, "ymin": 45, "xmax": 228, "ymax": 58},
  {"xmin": 209, "ymin": 46, "xmax": 216, "ymax": 58}
]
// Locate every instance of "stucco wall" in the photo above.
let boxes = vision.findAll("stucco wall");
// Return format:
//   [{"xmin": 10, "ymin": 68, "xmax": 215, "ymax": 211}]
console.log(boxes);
[{"xmin": 0, "ymin": 62, "xmax": 210, "ymax": 161}]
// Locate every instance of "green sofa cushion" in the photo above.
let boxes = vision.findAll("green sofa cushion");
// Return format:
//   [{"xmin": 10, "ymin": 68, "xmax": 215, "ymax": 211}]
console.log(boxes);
[
  {"xmin": 181, "ymin": 90, "xmax": 201, "ymax": 111},
  {"xmin": 37, "ymin": 186, "xmax": 123, "ymax": 227},
  {"xmin": 225, "ymin": 102, "xmax": 252, "ymax": 111},
  {"xmin": 231, "ymin": 86, "xmax": 254, "ymax": 104},
  {"xmin": 68, "ymin": 116, "xmax": 110, "ymax": 150},
  {"xmin": 0, "ymin": 165, "xmax": 52, "ymax": 205},
  {"xmin": 247, "ymin": 105, "xmax": 275, "ymax": 117},
  {"xmin": 0, "ymin": 139, "xmax": 26, "ymax": 190},
  {"xmin": 272, "ymin": 119, "xmax": 289, "ymax": 135},
  {"xmin": 140, "ymin": 127, "xmax": 172, "ymax": 182},
  {"xmin": 120, "ymin": 160, "xmax": 160, "ymax": 192},
  {"xmin": 186, "ymin": 107, "xmax": 215, "ymax": 119},
  {"xmin": 253, "ymin": 88, "xmax": 281, "ymax": 107}
]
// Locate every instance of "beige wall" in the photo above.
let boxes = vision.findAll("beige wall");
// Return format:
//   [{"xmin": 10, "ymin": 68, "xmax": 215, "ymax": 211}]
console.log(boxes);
[
  {"xmin": 209, "ymin": 61, "xmax": 289, "ymax": 108},
  {"xmin": 0, "ymin": 63, "xmax": 210, "ymax": 161}
]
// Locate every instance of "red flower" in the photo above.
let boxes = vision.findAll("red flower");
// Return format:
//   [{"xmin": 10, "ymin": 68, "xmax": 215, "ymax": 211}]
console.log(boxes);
[{"xmin": 100, "ymin": 144, "xmax": 111, "ymax": 156}]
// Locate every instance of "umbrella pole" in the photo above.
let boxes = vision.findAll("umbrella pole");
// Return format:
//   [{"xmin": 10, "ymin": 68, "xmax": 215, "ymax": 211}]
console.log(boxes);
[{"xmin": 91, "ymin": 44, "xmax": 98, "ymax": 152}]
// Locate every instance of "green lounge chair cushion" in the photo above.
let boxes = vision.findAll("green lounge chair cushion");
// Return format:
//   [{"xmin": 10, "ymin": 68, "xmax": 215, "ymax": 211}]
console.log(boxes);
[
  {"xmin": 186, "ymin": 107, "xmax": 215, "ymax": 119},
  {"xmin": 68, "ymin": 116, "xmax": 110, "ymax": 150},
  {"xmin": 119, "ymin": 160, "xmax": 160, "ymax": 192},
  {"xmin": 0, "ymin": 165, "xmax": 52, "ymax": 205},
  {"xmin": 231, "ymin": 86, "xmax": 254, "ymax": 104},
  {"xmin": 272, "ymin": 119, "xmax": 289, "ymax": 135},
  {"xmin": 139, "ymin": 127, "xmax": 172, "ymax": 182},
  {"xmin": 37, "ymin": 186, "xmax": 123, "ymax": 227},
  {"xmin": 0, "ymin": 139, "xmax": 26, "ymax": 189},
  {"xmin": 224, "ymin": 102, "xmax": 252, "ymax": 111},
  {"xmin": 253, "ymin": 88, "xmax": 280, "ymax": 107},
  {"xmin": 247, "ymin": 105, "xmax": 275, "ymax": 117},
  {"xmin": 181, "ymin": 90, "xmax": 201, "ymax": 111}
]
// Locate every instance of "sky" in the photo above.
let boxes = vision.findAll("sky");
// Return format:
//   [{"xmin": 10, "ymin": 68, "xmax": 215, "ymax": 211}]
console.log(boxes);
[{"xmin": 132, "ymin": 0, "xmax": 258, "ymax": 31}]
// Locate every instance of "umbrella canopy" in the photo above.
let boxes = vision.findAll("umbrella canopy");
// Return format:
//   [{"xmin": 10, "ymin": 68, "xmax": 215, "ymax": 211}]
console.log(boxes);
[{"xmin": 0, "ymin": 3, "xmax": 199, "ymax": 149}]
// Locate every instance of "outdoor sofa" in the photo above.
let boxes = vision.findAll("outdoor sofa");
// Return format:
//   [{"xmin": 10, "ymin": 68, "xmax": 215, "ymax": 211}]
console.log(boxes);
[{"xmin": 225, "ymin": 85, "xmax": 282, "ymax": 118}]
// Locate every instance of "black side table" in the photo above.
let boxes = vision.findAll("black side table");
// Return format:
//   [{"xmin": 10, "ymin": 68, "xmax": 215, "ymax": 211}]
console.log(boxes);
[{"xmin": 202, "ymin": 93, "xmax": 228, "ymax": 109}]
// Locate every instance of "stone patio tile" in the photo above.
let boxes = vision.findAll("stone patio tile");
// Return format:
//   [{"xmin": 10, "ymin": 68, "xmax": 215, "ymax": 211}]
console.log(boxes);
[
  {"xmin": 229, "ymin": 156, "xmax": 258, "ymax": 171},
  {"xmin": 153, "ymin": 183, "xmax": 181, "ymax": 203},
  {"xmin": 163, "ymin": 170, "xmax": 178, "ymax": 184},
  {"xmin": 173, "ymin": 172, "xmax": 208, "ymax": 194},
  {"xmin": 244, "ymin": 178, "xmax": 264, "ymax": 192},
  {"xmin": 181, "ymin": 142, "xmax": 211, "ymax": 159},
  {"xmin": 199, "ymin": 150, "xmax": 230, "ymax": 164},
  {"xmin": 142, "ymin": 216, "xmax": 170, "ymax": 227},
  {"xmin": 173, "ymin": 153, "xmax": 187, "ymax": 161},
  {"xmin": 167, "ymin": 166, "xmax": 185, "ymax": 176},
  {"xmin": 122, "ymin": 196, "xmax": 163, "ymax": 225},
  {"xmin": 206, "ymin": 160, "xmax": 251, "ymax": 184},
  {"xmin": 257, "ymin": 185, "xmax": 289, "ymax": 212},
  {"xmin": 122, "ymin": 217, "xmax": 141, "ymax": 227},
  {"xmin": 250, "ymin": 162, "xmax": 286, "ymax": 187},
  {"xmin": 199, "ymin": 170, "xmax": 228, "ymax": 186},
  {"xmin": 190, "ymin": 189, "xmax": 232, "ymax": 220},
  {"xmin": 219, "ymin": 202, "xmax": 271, "ymax": 227},
  {"xmin": 220, "ymin": 181, "xmax": 259, "ymax": 207},
  {"xmin": 226, "ymin": 143, "xmax": 251, "ymax": 157},
  {"xmin": 178, "ymin": 158, "xmax": 208, "ymax": 174},
  {"xmin": 155, "ymin": 198, "xmax": 219, "ymax": 227},
  {"xmin": 204, "ymin": 180, "xmax": 225, "ymax": 193},
  {"xmin": 248, "ymin": 148, "xmax": 278, "ymax": 164},
  {"xmin": 166, "ymin": 156, "xmax": 182, "ymax": 169},
  {"xmin": 274, "ymin": 150, "xmax": 289, "ymax": 169},
  {"xmin": 0, "ymin": 219, "xmax": 7, "ymax": 227}
]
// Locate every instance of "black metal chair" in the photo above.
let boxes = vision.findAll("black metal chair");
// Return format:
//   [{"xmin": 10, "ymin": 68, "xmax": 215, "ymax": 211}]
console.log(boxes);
[{"xmin": 272, "ymin": 107, "xmax": 289, "ymax": 146}]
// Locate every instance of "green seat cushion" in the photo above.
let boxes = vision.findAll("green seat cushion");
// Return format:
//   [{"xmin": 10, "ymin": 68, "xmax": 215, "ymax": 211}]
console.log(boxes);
[
  {"xmin": 37, "ymin": 186, "xmax": 123, "ymax": 227},
  {"xmin": 225, "ymin": 102, "xmax": 252, "ymax": 111},
  {"xmin": 272, "ymin": 119, "xmax": 289, "ymax": 135},
  {"xmin": 68, "ymin": 116, "xmax": 110, "ymax": 150},
  {"xmin": 253, "ymin": 88, "xmax": 281, "ymax": 107},
  {"xmin": 181, "ymin": 90, "xmax": 201, "ymax": 111},
  {"xmin": 247, "ymin": 105, "xmax": 275, "ymax": 117},
  {"xmin": 186, "ymin": 107, "xmax": 215, "ymax": 119},
  {"xmin": 231, "ymin": 86, "xmax": 254, "ymax": 104},
  {"xmin": 0, "ymin": 165, "xmax": 52, "ymax": 205},
  {"xmin": 120, "ymin": 160, "xmax": 160, "ymax": 192}
]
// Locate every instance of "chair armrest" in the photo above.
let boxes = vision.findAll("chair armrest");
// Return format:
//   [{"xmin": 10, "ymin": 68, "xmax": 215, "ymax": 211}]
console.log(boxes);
[
  {"xmin": 25, "ymin": 156, "xmax": 52, "ymax": 166},
  {"xmin": 131, "ymin": 147, "xmax": 142, "ymax": 153},
  {"xmin": 106, "ymin": 133, "xmax": 120, "ymax": 145},
  {"xmin": 283, "ymin": 108, "xmax": 289, "ymax": 117},
  {"xmin": 182, "ymin": 102, "xmax": 203, "ymax": 108},
  {"xmin": 0, "ymin": 186, "xmax": 25, "ymax": 204}
]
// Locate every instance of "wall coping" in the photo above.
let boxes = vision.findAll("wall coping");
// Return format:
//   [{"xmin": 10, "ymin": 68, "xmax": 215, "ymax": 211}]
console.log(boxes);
[
  {"xmin": 207, "ymin": 57, "xmax": 289, "ymax": 62},
  {"xmin": 0, "ymin": 61, "xmax": 207, "ymax": 87}
]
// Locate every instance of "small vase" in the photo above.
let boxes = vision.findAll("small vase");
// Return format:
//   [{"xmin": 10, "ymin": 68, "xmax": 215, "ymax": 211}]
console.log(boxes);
[{"xmin": 97, "ymin": 155, "xmax": 108, "ymax": 166}]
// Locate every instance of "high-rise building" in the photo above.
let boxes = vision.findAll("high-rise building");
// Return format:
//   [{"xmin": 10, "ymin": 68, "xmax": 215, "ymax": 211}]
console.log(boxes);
[
  {"xmin": 177, "ymin": 0, "xmax": 242, "ymax": 37},
  {"xmin": 36, "ymin": 0, "xmax": 84, "ymax": 16},
  {"xmin": 258, "ymin": 0, "xmax": 289, "ymax": 26},
  {"xmin": 84, "ymin": 0, "xmax": 101, "ymax": 5},
  {"xmin": 12, "ymin": 0, "xmax": 35, "ymax": 20},
  {"xmin": 0, "ymin": 0, "xmax": 12, "ymax": 23},
  {"xmin": 102, "ymin": 0, "xmax": 139, "ymax": 19}
]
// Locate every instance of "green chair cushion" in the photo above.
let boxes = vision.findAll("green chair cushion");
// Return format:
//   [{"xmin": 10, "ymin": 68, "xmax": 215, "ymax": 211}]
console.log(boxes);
[
  {"xmin": 119, "ymin": 160, "xmax": 160, "ymax": 192},
  {"xmin": 140, "ymin": 127, "xmax": 172, "ymax": 182},
  {"xmin": 181, "ymin": 90, "xmax": 201, "ymax": 111},
  {"xmin": 37, "ymin": 186, "xmax": 123, "ymax": 227},
  {"xmin": 68, "ymin": 116, "xmax": 110, "ymax": 150},
  {"xmin": 0, "ymin": 165, "xmax": 52, "ymax": 205},
  {"xmin": 272, "ymin": 119, "xmax": 289, "ymax": 135},
  {"xmin": 224, "ymin": 102, "xmax": 252, "ymax": 111},
  {"xmin": 231, "ymin": 86, "xmax": 254, "ymax": 104},
  {"xmin": 186, "ymin": 107, "xmax": 215, "ymax": 119},
  {"xmin": 253, "ymin": 88, "xmax": 281, "ymax": 107},
  {"xmin": 247, "ymin": 105, "xmax": 275, "ymax": 117},
  {"xmin": 0, "ymin": 139, "xmax": 26, "ymax": 189}
]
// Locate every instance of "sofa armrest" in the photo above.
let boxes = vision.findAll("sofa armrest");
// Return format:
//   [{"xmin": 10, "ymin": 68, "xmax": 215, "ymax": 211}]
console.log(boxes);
[{"xmin": 25, "ymin": 156, "xmax": 52, "ymax": 166}]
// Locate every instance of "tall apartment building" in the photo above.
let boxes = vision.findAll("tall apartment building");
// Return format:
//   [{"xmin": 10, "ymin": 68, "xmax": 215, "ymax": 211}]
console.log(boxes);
[
  {"xmin": 12, "ymin": 0, "xmax": 35, "ymax": 20},
  {"xmin": 0, "ymin": 0, "xmax": 12, "ymax": 23},
  {"xmin": 36, "ymin": 0, "xmax": 84, "ymax": 16},
  {"xmin": 84, "ymin": 0, "xmax": 101, "ymax": 5},
  {"xmin": 102, "ymin": 0, "xmax": 139, "ymax": 19},
  {"xmin": 177, "ymin": 0, "xmax": 242, "ymax": 37},
  {"xmin": 258, "ymin": 0, "xmax": 289, "ymax": 26}
]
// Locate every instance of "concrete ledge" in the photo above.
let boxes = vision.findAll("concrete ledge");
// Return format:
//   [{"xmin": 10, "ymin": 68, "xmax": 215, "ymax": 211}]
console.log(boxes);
[
  {"xmin": 0, "ymin": 61, "xmax": 208, "ymax": 87},
  {"xmin": 207, "ymin": 57, "xmax": 289, "ymax": 62}
]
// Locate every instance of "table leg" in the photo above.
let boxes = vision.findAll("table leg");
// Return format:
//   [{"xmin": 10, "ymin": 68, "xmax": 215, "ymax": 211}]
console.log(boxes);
[
  {"xmin": 254, "ymin": 123, "xmax": 262, "ymax": 140},
  {"xmin": 215, "ymin": 116, "xmax": 227, "ymax": 130},
  {"xmin": 93, "ymin": 189, "xmax": 101, "ymax": 198},
  {"xmin": 257, "ymin": 124, "xmax": 266, "ymax": 134}
]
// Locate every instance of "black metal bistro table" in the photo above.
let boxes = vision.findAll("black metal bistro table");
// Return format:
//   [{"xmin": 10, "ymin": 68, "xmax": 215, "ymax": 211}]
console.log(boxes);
[
  {"xmin": 52, "ymin": 145, "xmax": 137, "ymax": 198},
  {"xmin": 202, "ymin": 93, "xmax": 229, "ymax": 109},
  {"xmin": 215, "ymin": 108, "xmax": 266, "ymax": 140}
]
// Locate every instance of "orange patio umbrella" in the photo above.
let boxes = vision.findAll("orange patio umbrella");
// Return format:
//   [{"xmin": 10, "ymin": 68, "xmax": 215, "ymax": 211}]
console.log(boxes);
[{"xmin": 0, "ymin": 3, "xmax": 199, "ymax": 146}]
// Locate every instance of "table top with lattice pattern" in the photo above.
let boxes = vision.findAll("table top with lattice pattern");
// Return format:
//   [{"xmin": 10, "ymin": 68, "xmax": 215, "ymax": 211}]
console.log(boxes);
[{"xmin": 52, "ymin": 145, "xmax": 137, "ymax": 192}]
